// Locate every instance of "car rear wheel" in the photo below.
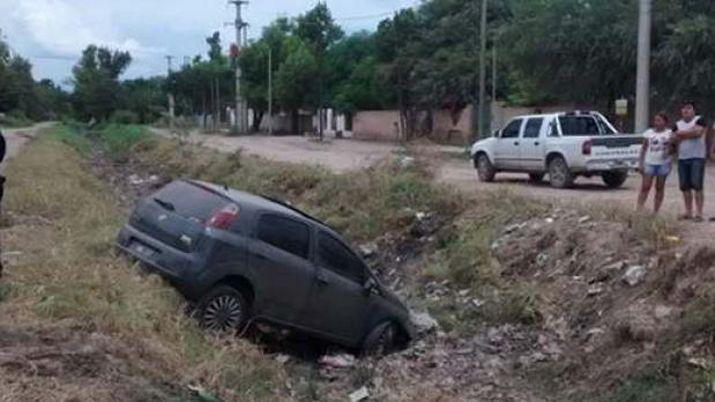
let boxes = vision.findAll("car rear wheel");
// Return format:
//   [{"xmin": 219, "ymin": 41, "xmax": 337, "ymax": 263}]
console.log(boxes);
[
  {"xmin": 602, "ymin": 171, "xmax": 628, "ymax": 189},
  {"xmin": 362, "ymin": 321, "xmax": 398, "ymax": 357},
  {"xmin": 548, "ymin": 157, "xmax": 574, "ymax": 189},
  {"xmin": 197, "ymin": 285, "xmax": 249, "ymax": 333},
  {"xmin": 476, "ymin": 154, "xmax": 496, "ymax": 182},
  {"xmin": 528, "ymin": 173, "xmax": 545, "ymax": 183}
]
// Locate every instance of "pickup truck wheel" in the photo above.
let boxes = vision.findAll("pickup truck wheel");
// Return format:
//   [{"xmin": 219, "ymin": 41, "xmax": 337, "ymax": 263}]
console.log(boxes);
[
  {"xmin": 602, "ymin": 171, "xmax": 628, "ymax": 189},
  {"xmin": 197, "ymin": 285, "xmax": 249, "ymax": 333},
  {"xmin": 476, "ymin": 154, "xmax": 496, "ymax": 182},
  {"xmin": 362, "ymin": 321, "xmax": 397, "ymax": 357},
  {"xmin": 528, "ymin": 173, "xmax": 545, "ymax": 183},
  {"xmin": 548, "ymin": 157, "xmax": 574, "ymax": 189}
]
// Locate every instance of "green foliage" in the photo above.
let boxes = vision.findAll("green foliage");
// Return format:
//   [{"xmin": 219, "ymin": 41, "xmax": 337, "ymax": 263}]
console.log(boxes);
[
  {"xmin": 99, "ymin": 124, "xmax": 151, "ymax": 160},
  {"xmin": 0, "ymin": 110, "xmax": 32, "ymax": 128},
  {"xmin": 72, "ymin": 45, "xmax": 132, "ymax": 121},
  {"xmin": 275, "ymin": 37, "xmax": 320, "ymax": 113},
  {"xmin": 121, "ymin": 77, "xmax": 166, "ymax": 124},
  {"xmin": 110, "ymin": 110, "xmax": 140, "ymax": 125}
]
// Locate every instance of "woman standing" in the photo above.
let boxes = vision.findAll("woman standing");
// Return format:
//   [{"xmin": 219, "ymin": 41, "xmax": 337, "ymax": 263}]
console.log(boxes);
[{"xmin": 637, "ymin": 113, "xmax": 674, "ymax": 213}]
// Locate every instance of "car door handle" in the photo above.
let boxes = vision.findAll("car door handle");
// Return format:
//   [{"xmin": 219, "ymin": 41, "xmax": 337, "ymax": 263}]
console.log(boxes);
[
  {"xmin": 514, "ymin": 141, "xmax": 519, "ymax": 146},
  {"xmin": 534, "ymin": 142, "xmax": 540, "ymax": 146}
]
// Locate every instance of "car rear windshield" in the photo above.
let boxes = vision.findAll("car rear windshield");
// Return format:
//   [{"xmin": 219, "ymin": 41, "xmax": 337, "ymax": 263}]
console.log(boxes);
[
  {"xmin": 558, "ymin": 116, "xmax": 602, "ymax": 136},
  {"xmin": 153, "ymin": 181, "xmax": 229, "ymax": 222}
]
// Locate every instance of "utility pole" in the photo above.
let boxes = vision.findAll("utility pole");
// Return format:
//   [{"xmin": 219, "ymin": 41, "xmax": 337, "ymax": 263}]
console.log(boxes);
[
  {"xmin": 165, "ymin": 55, "xmax": 175, "ymax": 132},
  {"xmin": 477, "ymin": 0, "xmax": 488, "ymax": 139},
  {"xmin": 492, "ymin": 37, "xmax": 497, "ymax": 102},
  {"xmin": 635, "ymin": 0, "xmax": 652, "ymax": 133},
  {"xmin": 229, "ymin": 0, "xmax": 248, "ymax": 134},
  {"xmin": 268, "ymin": 48, "xmax": 273, "ymax": 135}
]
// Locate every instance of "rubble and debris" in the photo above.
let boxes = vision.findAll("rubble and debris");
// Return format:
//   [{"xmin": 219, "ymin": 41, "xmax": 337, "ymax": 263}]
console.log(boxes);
[
  {"xmin": 622, "ymin": 265, "xmax": 647, "ymax": 287},
  {"xmin": 274, "ymin": 354, "xmax": 290, "ymax": 365},
  {"xmin": 359, "ymin": 243, "xmax": 378, "ymax": 258},
  {"xmin": 410, "ymin": 311, "xmax": 439, "ymax": 335},
  {"xmin": 318, "ymin": 353, "xmax": 356, "ymax": 369},
  {"xmin": 578, "ymin": 215, "xmax": 591, "ymax": 224},
  {"xmin": 349, "ymin": 386, "xmax": 370, "ymax": 402}
]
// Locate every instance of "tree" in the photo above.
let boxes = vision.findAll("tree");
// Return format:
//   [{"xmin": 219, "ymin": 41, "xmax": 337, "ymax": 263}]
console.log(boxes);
[
  {"xmin": 121, "ymin": 77, "xmax": 166, "ymax": 124},
  {"xmin": 72, "ymin": 45, "xmax": 132, "ymax": 121},
  {"xmin": 275, "ymin": 37, "xmax": 320, "ymax": 132}
]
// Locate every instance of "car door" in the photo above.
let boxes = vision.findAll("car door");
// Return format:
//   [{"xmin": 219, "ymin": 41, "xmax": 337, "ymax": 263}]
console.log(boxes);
[
  {"xmin": 520, "ymin": 117, "xmax": 546, "ymax": 170},
  {"xmin": 247, "ymin": 214, "xmax": 315, "ymax": 325},
  {"xmin": 303, "ymin": 230, "xmax": 371, "ymax": 344},
  {"xmin": 493, "ymin": 118, "xmax": 524, "ymax": 170}
]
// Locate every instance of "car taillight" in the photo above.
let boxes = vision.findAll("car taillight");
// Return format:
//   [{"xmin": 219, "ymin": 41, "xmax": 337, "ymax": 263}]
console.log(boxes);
[
  {"xmin": 582, "ymin": 140, "xmax": 592, "ymax": 155},
  {"xmin": 207, "ymin": 203, "xmax": 240, "ymax": 229}
]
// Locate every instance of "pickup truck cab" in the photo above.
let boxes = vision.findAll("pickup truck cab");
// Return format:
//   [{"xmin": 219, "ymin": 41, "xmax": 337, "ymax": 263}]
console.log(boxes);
[{"xmin": 470, "ymin": 111, "xmax": 643, "ymax": 188}]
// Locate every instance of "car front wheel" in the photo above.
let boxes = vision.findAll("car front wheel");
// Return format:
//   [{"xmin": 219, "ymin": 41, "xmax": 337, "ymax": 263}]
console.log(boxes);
[
  {"xmin": 602, "ymin": 171, "xmax": 628, "ymax": 189},
  {"xmin": 197, "ymin": 285, "xmax": 249, "ymax": 333},
  {"xmin": 476, "ymin": 154, "xmax": 496, "ymax": 182},
  {"xmin": 548, "ymin": 157, "xmax": 574, "ymax": 188},
  {"xmin": 362, "ymin": 321, "xmax": 398, "ymax": 357}
]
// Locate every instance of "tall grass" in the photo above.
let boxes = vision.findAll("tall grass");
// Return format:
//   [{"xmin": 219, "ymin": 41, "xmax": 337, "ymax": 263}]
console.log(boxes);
[{"xmin": 0, "ymin": 127, "xmax": 285, "ymax": 401}]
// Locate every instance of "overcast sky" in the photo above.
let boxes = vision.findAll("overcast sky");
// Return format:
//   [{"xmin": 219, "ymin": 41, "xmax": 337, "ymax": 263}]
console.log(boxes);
[{"xmin": 0, "ymin": 0, "xmax": 418, "ymax": 86}]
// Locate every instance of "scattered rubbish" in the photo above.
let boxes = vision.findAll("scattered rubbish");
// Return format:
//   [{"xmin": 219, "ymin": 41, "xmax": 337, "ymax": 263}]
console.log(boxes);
[
  {"xmin": 187, "ymin": 384, "xmax": 220, "ymax": 402},
  {"xmin": 578, "ymin": 216, "xmax": 591, "ymax": 224},
  {"xmin": 359, "ymin": 243, "xmax": 378, "ymax": 258},
  {"xmin": 319, "ymin": 353, "xmax": 356, "ymax": 368},
  {"xmin": 545, "ymin": 217, "xmax": 555, "ymax": 224},
  {"xmin": 665, "ymin": 235, "xmax": 680, "ymax": 244},
  {"xmin": 622, "ymin": 265, "xmax": 647, "ymax": 287},
  {"xmin": 349, "ymin": 386, "xmax": 370, "ymax": 402},
  {"xmin": 415, "ymin": 211, "xmax": 427, "ymax": 221},
  {"xmin": 587, "ymin": 285, "xmax": 603, "ymax": 296},
  {"xmin": 688, "ymin": 357, "xmax": 709, "ymax": 370},
  {"xmin": 410, "ymin": 311, "xmax": 439, "ymax": 334},
  {"xmin": 275, "ymin": 354, "xmax": 290, "ymax": 364}
]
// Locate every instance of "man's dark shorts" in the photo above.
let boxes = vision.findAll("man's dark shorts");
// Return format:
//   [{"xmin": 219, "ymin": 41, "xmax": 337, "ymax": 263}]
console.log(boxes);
[{"xmin": 678, "ymin": 158, "xmax": 706, "ymax": 192}]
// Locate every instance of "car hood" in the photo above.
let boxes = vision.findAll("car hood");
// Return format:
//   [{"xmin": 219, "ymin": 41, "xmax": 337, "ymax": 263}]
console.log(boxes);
[{"xmin": 471, "ymin": 137, "xmax": 496, "ymax": 154}]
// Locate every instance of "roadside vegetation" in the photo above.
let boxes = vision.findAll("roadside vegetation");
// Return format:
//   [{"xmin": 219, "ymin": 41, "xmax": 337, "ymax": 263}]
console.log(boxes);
[
  {"xmin": 6, "ymin": 123, "xmax": 715, "ymax": 401},
  {"xmin": 0, "ymin": 127, "xmax": 284, "ymax": 401}
]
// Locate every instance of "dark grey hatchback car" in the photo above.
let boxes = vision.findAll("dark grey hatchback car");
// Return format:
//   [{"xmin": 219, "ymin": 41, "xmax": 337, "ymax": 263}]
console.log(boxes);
[{"xmin": 117, "ymin": 180, "xmax": 414, "ymax": 353}]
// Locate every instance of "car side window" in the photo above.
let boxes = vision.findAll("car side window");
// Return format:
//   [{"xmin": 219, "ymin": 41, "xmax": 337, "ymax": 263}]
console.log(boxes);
[
  {"xmin": 316, "ymin": 231, "xmax": 365, "ymax": 284},
  {"xmin": 501, "ymin": 119, "xmax": 522, "ymax": 139},
  {"xmin": 549, "ymin": 120, "xmax": 560, "ymax": 137},
  {"xmin": 523, "ymin": 118, "xmax": 544, "ymax": 138},
  {"xmin": 256, "ymin": 215, "xmax": 310, "ymax": 259}
]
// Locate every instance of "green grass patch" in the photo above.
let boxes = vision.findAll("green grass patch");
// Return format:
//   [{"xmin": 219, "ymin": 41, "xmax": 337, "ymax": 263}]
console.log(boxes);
[{"xmin": 98, "ymin": 123, "xmax": 151, "ymax": 160}]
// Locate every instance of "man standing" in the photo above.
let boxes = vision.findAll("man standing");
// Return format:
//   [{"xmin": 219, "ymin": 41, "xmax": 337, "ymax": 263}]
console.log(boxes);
[{"xmin": 674, "ymin": 101, "xmax": 708, "ymax": 221}]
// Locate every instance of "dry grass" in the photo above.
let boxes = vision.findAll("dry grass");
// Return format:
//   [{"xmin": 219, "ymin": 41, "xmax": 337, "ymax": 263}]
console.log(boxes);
[{"xmin": 0, "ymin": 128, "xmax": 285, "ymax": 401}]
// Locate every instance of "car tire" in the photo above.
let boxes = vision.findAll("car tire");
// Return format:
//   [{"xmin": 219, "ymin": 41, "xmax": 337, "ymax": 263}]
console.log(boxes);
[
  {"xmin": 602, "ymin": 171, "xmax": 628, "ymax": 189},
  {"xmin": 196, "ymin": 285, "xmax": 250, "ymax": 333},
  {"xmin": 548, "ymin": 156, "xmax": 574, "ymax": 189},
  {"xmin": 362, "ymin": 321, "xmax": 398, "ymax": 357},
  {"xmin": 475, "ymin": 154, "xmax": 496, "ymax": 182},
  {"xmin": 528, "ymin": 173, "xmax": 545, "ymax": 183}
]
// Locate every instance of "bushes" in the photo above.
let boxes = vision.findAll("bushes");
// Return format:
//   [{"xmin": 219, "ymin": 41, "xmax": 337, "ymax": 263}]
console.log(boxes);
[
  {"xmin": 110, "ymin": 110, "xmax": 140, "ymax": 124},
  {"xmin": 99, "ymin": 124, "xmax": 151, "ymax": 160},
  {"xmin": 0, "ymin": 110, "xmax": 33, "ymax": 127}
]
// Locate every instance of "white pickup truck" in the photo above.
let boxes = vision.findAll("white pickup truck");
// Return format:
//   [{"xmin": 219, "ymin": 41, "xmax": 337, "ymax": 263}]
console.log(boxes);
[{"xmin": 470, "ymin": 111, "xmax": 644, "ymax": 188}]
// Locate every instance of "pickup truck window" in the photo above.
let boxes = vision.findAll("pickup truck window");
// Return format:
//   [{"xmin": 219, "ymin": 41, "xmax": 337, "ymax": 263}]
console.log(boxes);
[
  {"xmin": 558, "ymin": 116, "xmax": 600, "ymax": 136},
  {"xmin": 501, "ymin": 119, "xmax": 522, "ymax": 138},
  {"xmin": 523, "ymin": 118, "xmax": 544, "ymax": 138},
  {"xmin": 549, "ymin": 120, "xmax": 559, "ymax": 137}
]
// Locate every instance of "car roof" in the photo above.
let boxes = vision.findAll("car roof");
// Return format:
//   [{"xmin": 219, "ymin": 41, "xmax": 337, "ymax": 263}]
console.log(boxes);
[
  {"xmin": 512, "ymin": 111, "xmax": 602, "ymax": 120},
  {"xmin": 190, "ymin": 180, "xmax": 340, "ymax": 236}
]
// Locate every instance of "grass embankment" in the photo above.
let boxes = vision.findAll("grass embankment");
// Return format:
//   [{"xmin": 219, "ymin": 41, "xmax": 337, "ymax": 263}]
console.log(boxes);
[{"xmin": 0, "ymin": 127, "xmax": 284, "ymax": 401}]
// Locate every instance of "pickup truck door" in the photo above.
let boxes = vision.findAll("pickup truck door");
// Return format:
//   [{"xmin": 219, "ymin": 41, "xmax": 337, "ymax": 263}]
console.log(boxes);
[
  {"xmin": 493, "ymin": 118, "xmax": 524, "ymax": 170},
  {"xmin": 519, "ymin": 117, "xmax": 546, "ymax": 171}
]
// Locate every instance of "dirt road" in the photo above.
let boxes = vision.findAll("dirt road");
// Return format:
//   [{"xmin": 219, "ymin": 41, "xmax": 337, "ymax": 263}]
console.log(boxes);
[
  {"xmin": 1, "ymin": 123, "xmax": 52, "ymax": 171},
  {"xmin": 150, "ymin": 128, "xmax": 715, "ymax": 243}
]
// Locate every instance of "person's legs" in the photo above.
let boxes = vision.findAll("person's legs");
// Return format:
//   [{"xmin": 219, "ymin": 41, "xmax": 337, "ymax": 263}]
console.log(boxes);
[
  {"xmin": 692, "ymin": 159, "xmax": 706, "ymax": 219},
  {"xmin": 654, "ymin": 175, "xmax": 667, "ymax": 213},
  {"xmin": 638, "ymin": 173, "xmax": 654, "ymax": 210},
  {"xmin": 679, "ymin": 160, "xmax": 694, "ymax": 218}
]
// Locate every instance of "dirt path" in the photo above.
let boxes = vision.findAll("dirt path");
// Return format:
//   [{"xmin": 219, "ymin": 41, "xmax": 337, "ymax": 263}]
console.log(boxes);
[
  {"xmin": 149, "ymin": 128, "xmax": 715, "ymax": 244},
  {"xmin": 1, "ymin": 123, "xmax": 54, "ymax": 171}
]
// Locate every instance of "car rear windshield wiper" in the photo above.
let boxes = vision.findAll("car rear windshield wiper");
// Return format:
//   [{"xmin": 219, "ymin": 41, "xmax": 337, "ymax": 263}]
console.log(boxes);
[{"xmin": 153, "ymin": 197, "xmax": 175, "ymax": 211}]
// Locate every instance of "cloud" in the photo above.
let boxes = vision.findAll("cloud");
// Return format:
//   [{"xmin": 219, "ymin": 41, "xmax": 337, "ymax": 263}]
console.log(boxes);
[{"xmin": 12, "ymin": 0, "xmax": 163, "ymax": 59}]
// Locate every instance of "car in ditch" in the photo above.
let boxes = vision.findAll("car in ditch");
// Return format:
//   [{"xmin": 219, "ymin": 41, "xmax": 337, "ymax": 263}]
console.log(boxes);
[
  {"xmin": 471, "ymin": 111, "xmax": 644, "ymax": 188},
  {"xmin": 116, "ymin": 180, "xmax": 414, "ymax": 354}
]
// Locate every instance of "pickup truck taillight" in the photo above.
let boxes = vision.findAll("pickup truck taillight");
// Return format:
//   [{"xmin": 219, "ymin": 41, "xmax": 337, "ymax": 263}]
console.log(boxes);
[
  {"xmin": 582, "ymin": 140, "xmax": 593, "ymax": 156},
  {"xmin": 207, "ymin": 203, "xmax": 240, "ymax": 229}
]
